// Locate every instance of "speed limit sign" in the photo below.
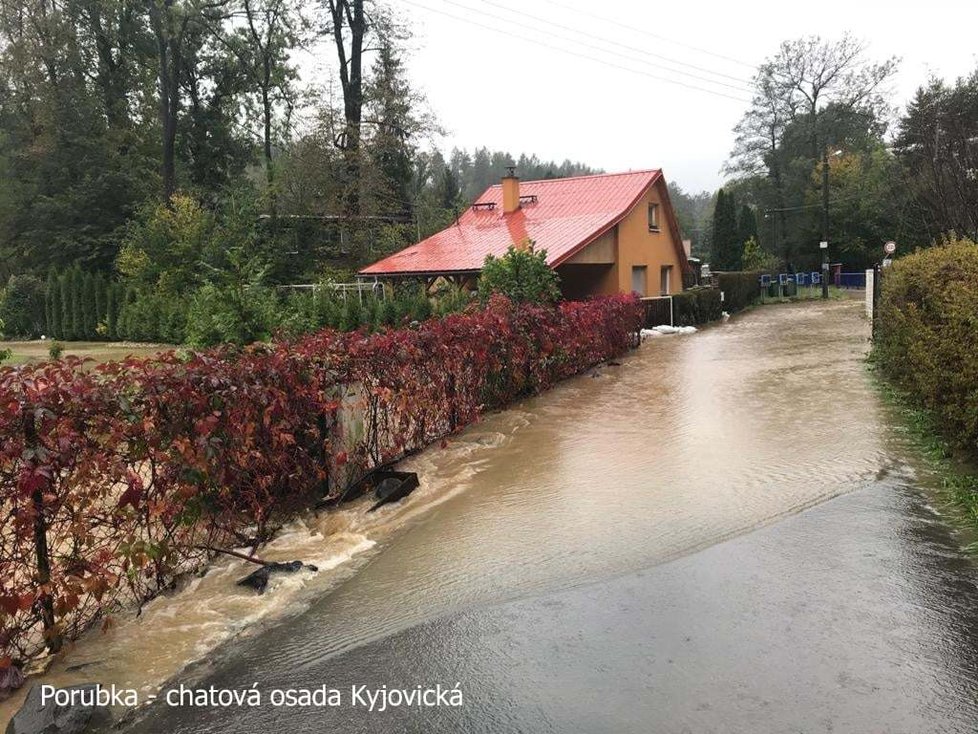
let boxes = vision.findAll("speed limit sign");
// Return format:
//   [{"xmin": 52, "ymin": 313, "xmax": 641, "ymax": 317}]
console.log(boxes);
[{"xmin": 884, "ymin": 241, "xmax": 896, "ymax": 255}]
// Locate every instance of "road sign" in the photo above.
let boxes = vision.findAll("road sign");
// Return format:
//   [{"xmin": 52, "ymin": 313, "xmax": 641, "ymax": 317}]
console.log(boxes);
[
  {"xmin": 819, "ymin": 241, "xmax": 829, "ymax": 249},
  {"xmin": 884, "ymin": 241, "xmax": 896, "ymax": 255}
]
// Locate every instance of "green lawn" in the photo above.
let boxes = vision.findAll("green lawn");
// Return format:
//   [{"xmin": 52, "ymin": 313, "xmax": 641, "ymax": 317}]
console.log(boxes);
[{"xmin": 1, "ymin": 340, "xmax": 170, "ymax": 367}]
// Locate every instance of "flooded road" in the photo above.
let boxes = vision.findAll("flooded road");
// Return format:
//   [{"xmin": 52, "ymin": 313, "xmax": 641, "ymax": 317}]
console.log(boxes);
[
  {"xmin": 11, "ymin": 296, "xmax": 978, "ymax": 732},
  {"xmin": 182, "ymin": 295, "xmax": 892, "ymax": 667},
  {"xmin": 131, "ymin": 474, "xmax": 978, "ymax": 733}
]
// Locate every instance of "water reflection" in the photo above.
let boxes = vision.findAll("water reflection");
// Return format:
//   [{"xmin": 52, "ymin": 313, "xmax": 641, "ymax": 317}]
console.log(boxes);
[
  {"xmin": 14, "ymin": 297, "xmax": 978, "ymax": 733},
  {"xmin": 131, "ymin": 297, "xmax": 890, "ymax": 696}
]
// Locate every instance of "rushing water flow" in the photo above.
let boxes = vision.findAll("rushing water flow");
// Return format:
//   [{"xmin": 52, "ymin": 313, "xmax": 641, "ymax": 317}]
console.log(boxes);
[{"xmin": 5, "ymin": 296, "xmax": 968, "ymax": 730}]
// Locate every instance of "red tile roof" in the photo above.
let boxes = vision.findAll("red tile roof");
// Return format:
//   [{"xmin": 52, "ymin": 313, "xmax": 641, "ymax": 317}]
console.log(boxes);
[{"xmin": 360, "ymin": 169, "xmax": 684, "ymax": 277}]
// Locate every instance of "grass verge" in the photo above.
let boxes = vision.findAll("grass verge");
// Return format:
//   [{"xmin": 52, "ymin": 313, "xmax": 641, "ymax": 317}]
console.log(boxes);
[
  {"xmin": 0, "ymin": 340, "xmax": 168, "ymax": 367},
  {"xmin": 872, "ymin": 368, "xmax": 978, "ymax": 549}
]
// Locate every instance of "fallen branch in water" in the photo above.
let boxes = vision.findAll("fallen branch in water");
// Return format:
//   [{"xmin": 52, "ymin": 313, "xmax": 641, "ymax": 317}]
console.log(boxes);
[{"xmin": 192, "ymin": 545, "xmax": 267, "ymax": 566}]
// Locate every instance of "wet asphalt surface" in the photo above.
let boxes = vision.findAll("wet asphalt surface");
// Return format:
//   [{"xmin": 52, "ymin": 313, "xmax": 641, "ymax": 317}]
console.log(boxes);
[
  {"xmin": 58, "ymin": 298, "xmax": 976, "ymax": 734},
  {"xmin": 124, "ymin": 478, "xmax": 978, "ymax": 733}
]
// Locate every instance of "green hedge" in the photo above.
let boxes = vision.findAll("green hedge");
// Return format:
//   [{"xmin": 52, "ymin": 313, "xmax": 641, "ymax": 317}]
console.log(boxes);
[
  {"xmin": 717, "ymin": 271, "xmax": 762, "ymax": 312},
  {"xmin": 874, "ymin": 237, "xmax": 978, "ymax": 456},
  {"xmin": 0, "ymin": 275, "xmax": 46, "ymax": 338},
  {"xmin": 673, "ymin": 287, "xmax": 722, "ymax": 326}
]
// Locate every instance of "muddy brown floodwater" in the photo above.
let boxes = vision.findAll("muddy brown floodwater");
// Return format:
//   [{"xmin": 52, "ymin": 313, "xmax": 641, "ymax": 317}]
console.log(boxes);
[{"xmin": 7, "ymin": 296, "xmax": 978, "ymax": 733}]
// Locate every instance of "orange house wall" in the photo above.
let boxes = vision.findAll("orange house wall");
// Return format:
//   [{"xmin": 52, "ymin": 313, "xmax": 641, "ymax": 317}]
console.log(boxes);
[{"xmin": 586, "ymin": 178, "xmax": 684, "ymax": 297}]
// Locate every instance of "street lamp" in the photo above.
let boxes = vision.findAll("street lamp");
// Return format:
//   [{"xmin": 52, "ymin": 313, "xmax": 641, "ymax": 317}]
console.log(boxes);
[{"xmin": 820, "ymin": 149, "xmax": 844, "ymax": 299}]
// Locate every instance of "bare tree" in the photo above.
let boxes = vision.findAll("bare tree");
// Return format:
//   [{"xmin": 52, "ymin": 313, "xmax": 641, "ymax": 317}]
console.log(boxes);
[
  {"xmin": 726, "ymin": 35, "xmax": 898, "ymax": 261},
  {"xmin": 726, "ymin": 71, "xmax": 797, "ymax": 258},
  {"xmin": 765, "ymin": 35, "xmax": 898, "ymax": 161}
]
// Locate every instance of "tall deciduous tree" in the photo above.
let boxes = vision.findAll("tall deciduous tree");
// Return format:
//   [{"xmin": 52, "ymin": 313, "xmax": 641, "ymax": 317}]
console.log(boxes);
[
  {"xmin": 145, "ymin": 0, "xmax": 187, "ymax": 202},
  {"xmin": 203, "ymin": 0, "xmax": 302, "ymax": 210},
  {"xmin": 726, "ymin": 35, "xmax": 898, "ymax": 266},
  {"xmin": 764, "ymin": 35, "xmax": 897, "ymax": 165},
  {"xmin": 146, "ymin": 0, "xmax": 238, "ymax": 202},
  {"xmin": 325, "ymin": 0, "xmax": 367, "ymax": 216}
]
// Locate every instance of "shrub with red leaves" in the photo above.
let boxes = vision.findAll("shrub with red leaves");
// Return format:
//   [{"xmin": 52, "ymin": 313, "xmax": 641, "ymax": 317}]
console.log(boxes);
[{"xmin": 0, "ymin": 294, "xmax": 642, "ymax": 665}]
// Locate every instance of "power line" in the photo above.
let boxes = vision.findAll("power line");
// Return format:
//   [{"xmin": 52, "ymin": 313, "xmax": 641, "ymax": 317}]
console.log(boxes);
[
  {"xmin": 539, "ymin": 0, "xmax": 758, "ymax": 71},
  {"xmin": 763, "ymin": 194, "xmax": 865, "ymax": 214},
  {"xmin": 463, "ymin": 0, "xmax": 755, "ymax": 91},
  {"xmin": 426, "ymin": 0, "xmax": 755, "ymax": 94},
  {"xmin": 400, "ymin": 0, "xmax": 753, "ymax": 104}
]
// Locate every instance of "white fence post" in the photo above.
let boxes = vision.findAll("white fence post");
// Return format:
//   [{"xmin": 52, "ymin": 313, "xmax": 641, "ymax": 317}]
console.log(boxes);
[{"xmin": 865, "ymin": 269, "xmax": 874, "ymax": 319}]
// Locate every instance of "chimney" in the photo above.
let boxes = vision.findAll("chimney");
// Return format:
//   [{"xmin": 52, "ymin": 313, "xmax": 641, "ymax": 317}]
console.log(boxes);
[{"xmin": 501, "ymin": 166, "xmax": 520, "ymax": 214}]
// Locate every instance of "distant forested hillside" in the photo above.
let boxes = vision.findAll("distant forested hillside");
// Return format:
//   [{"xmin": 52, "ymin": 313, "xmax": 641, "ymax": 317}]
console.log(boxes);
[{"xmin": 434, "ymin": 148, "xmax": 600, "ymax": 203}]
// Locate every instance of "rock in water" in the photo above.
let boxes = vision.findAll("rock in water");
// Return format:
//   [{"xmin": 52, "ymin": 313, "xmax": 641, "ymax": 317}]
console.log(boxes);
[
  {"xmin": 6, "ymin": 684, "xmax": 112, "ymax": 734},
  {"xmin": 367, "ymin": 472, "xmax": 420, "ymax": 512},
  {"xmin": 236, "ymin": 565, "xmax": 273, "ymax": 592},
  {"xmin": 374, "ymin": 477, "xmax": 402, "ymax": 500},
  {"xmin": 236, "ymin": 561, "xmax": 314, "ymax": 594}
]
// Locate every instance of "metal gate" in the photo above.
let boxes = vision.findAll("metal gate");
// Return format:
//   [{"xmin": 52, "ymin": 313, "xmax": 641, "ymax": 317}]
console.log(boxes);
[{"xmin": 641, "ymin": 296, "xmax": 673, "ymax": 328}]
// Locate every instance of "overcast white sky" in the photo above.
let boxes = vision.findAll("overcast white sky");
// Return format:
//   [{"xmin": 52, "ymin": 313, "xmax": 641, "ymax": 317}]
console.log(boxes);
[
  {"xmin": 304, "ymin": 0, "xmax": 978, "ymax": 192},
  {"xmin": 302, "ymin": 0, "xmax": 978, "ymax": 191}
]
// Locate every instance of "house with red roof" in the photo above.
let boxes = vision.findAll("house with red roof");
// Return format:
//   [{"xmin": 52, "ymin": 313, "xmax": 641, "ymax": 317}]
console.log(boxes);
[{"xmin": 359, "ymin": 168, "xmax": 690, "ymax": 300}]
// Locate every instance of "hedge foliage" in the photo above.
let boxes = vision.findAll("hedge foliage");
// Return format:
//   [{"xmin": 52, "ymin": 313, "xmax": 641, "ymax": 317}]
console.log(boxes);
[
  {"xmin": 717, "ymin": 271, "xmax": 762, "ymax": 312},
  {"xmin": 0, "ymin": 275, "xmax": 46, "ymax": 339},
  {"xmin": 23, "ymin": 270, "xmax": 473, "ymax": 347},
  {"xmin": 874, "ymin": 237, "xmax": 978, "ymax": 456},
  {"xmin": 0, "ymin": 294, "xmax": 643, "ymax": 666},
  {"xmin": 673, "ymin": 287, "xmax": 722, "ymax": 326},
  {"xmin": 669, "ymin": 272, "xmax": 759, "ymax": 326}
]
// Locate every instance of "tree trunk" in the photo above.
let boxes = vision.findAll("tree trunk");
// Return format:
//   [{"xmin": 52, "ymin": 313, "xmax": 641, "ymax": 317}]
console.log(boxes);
[
  {"xmin": 330, "ymin": 0, "xmax": 366, "ymax": 217},
  {"xmin": 262, "ymin": 68, "xmax": 276, "ymax": 215},
  {"xmin": 23, "ymin": 413, "xmax": 61, "ymax": 653},
  {"xmin": 148, "ymin": 0, "xmax": 180, "ymax": 202}
]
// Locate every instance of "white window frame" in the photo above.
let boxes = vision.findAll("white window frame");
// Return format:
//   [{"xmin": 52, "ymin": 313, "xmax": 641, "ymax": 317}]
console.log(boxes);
[{"xmin": 648, "ymin": 203, "xmax": 660, "ymax": 232}]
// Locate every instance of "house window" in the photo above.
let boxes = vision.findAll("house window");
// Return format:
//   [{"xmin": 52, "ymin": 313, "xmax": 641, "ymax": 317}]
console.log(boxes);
[
  {"xmin": 631, "ymin": 266, "xmax": 648, "ymax": 296},
  {"xmin": 648, "ymin": 203, "xmax": 660, "ymax": 232},
  {"xmin": 660, "ymin": 265, "xmax": 673, "ymax": 295}
]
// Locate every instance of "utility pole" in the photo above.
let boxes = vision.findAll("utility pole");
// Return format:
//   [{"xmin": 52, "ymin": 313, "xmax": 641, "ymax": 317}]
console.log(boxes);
[{"xmin": 821, "ymin": 147, "xmax": 830, "ymax": 299}]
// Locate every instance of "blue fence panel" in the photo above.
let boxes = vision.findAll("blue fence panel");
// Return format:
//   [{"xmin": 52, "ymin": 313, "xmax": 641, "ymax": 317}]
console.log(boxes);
[{"xmin": 838, "ymin": 272, "xmax": 866, "ymax": 289}]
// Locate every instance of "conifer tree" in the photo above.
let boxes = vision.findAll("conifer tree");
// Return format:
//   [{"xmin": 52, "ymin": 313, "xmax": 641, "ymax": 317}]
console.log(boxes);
[
  {"xmin": 82, "ymin": 272, "xmax": 97, "ymax": 339},
  {"xmin": 106, "ymin": 283, "xmax": 118, "ymax": 340},
  {"xmin": 45, "ymin": 270, "xmax": 59, "ymax": 337},
  {"xmin": 69, "ymin": 268, "xmax": 84, "ymax": 340},
  {"xmin": 59, "ymin": 273, "xmax": 72, "ymax": 340},
  {"xmin": 737, "ymin": 205, "xmax": 758, "ymax": 254},
  {"xmin": 94, "ymin": 274, "xmax": 108, "ymax": 337},
  {"xmin": 711, "ymin": 189, "xmax": 742, "ymax": 270}
]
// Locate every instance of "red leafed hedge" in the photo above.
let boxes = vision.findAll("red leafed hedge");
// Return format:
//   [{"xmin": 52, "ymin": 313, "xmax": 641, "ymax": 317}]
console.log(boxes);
[{"xmin": 0, "ymin": 294, "xmax": 642, "ymax": 666}]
